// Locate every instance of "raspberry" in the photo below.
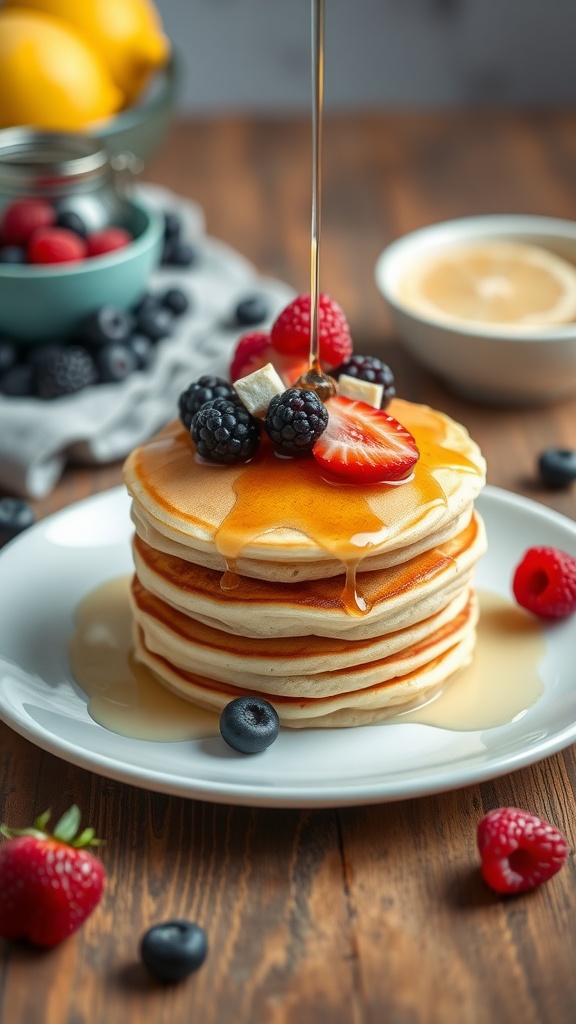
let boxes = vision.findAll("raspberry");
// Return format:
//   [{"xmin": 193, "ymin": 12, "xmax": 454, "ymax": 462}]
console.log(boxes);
[
  {"xmin": 265, "ymin": 388, "xmax": 328, "ymax": 456},
  {"xmin": 86, "ymin": 227, "xmax": 132, "ymax": 258},
  {"xmin": 230, "ymin": 331, "xmax": 270, "ymax": 382},
  {"xmin": 179, "ymin": 376, "xmax": 239, "ymax": 432},
  {"xmin": 477, "ymin": 807, "xmax": 568, "ymax": 894},
  {"xmin": 191, "ymin": 398, "xmax": 260, "ymax": 464},
  {"xmin": 28, "ymin": 227, "xmax": 87, "ymax": 264},
  {"xmin": 332, "ymin": 354, "xmax": 396, "ymax": 408},
  {"xmin": 1, "ymin": 198, "xmax": 55, "ymax": 246},
  {"xmin": 35, "ymin": 345, "xmax": 98, "ymax": 398},
  {"xmin": 512, "ymin": 545, "xmax": 576, "ymax": 619},
  {"xmin": 270, "ymin": 294, "xmax": 353, "ymax": 369}
]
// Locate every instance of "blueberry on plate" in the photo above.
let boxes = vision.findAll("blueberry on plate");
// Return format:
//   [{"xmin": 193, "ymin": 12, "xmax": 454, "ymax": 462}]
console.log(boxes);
[
  {"xmin": 219, "ymin": 695, "xmax": 280, "ymax": 754},
  {"xmin": 538, "ymin": 448, "xmax": 576, "ymax": 488},
  {"xmin": 0, "ymin": 497, "xmax": 35, "ymax": 546},
  {"xmin": 140, "ymin": 920, "xmax": 207, "ymax": 983},
  {"xmin": 234, "ymin": 295, "xmax": 269, "ymax": 326}
]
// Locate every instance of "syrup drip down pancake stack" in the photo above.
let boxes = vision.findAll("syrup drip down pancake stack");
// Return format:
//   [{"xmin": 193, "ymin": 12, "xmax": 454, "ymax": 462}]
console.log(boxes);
[{"xmin": 123, "ymin": 334, "xmax": 487, "ymax": 728}]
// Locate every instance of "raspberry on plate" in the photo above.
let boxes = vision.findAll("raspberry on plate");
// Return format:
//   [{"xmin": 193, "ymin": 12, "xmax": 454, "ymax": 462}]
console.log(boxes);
[
  {"xmin": 512, "ymin": 545, "xmax": 576, "ymax": 619},
  {"xmin": 477, "ymin": 807, "xmax": 568, "ymax": 894},
  {"xmin": 270, "ymin": 293, "xmax": 353, "ymax": 369}
]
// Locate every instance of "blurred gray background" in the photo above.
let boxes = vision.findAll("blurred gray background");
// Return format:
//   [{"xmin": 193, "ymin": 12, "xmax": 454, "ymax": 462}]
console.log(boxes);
[{"xmin": 156, "ymin": 0, "xmax": 576, "ymax": 112}]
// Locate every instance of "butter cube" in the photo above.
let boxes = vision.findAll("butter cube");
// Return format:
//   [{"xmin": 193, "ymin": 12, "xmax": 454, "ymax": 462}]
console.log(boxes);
[
  {"xmin": 233, "ymin": 362, "xmax": 285, "ymax": 417},
  {"xmin": 337, "ymin": 373, "xmax": 384, "ymax": 409}
]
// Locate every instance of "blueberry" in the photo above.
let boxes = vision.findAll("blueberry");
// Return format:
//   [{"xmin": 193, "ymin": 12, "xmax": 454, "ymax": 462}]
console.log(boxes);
[
  {"xmin": 162, "ymin": 240, "xmax": 197, "ymax": 268},
  {"xmin": 538, "ymin": 449, "xmax": 576, "ymax": 488},
  {"xmin": 0, "ymin": 245, "xmax": 26, "ymax": 264},
  {"xmin": 162, "ymin": 287, "xmax": 190, "ymax": 316},
  {"xmin": 0, "ymin": 497, "xmax": 35, "ymax": 545},
  {"xmin": 81, "ymin": 307, "xmax": 134, "ymax": 348},
  {"xmin": 140, "ymin": 920, "xmax": 207, "ymax": 983},
  {"xmin": 96, "ymin": 343, "xmax": 138, "ymax": 383},
  {"xmin": 55, "ymin": 210, "xmax": 87, "ymax": 237},
  {"xmin": 219, "ymin": 695, "xmax": 280, "ymax": 753},
  {"xmin": 0, "ymin": 340, "xmax": 18, "ymax": 374},
  {"xmin": 234, "ymin": 295, "xmax": 268, "ymax": 326},
  {"xmin": 0, "ymin": 363, "xmax": 34, "ymax": 397},
  {"xmin": 127, "ymin": 333, "xmax": 155, "ymax": 370},
  {"xmin": 136, "ymin": 307, "xmax": 174, "ymax": 342},
  {"xmin": 163, "ymin": 211, "xmax": 182, "ymax": 241}
]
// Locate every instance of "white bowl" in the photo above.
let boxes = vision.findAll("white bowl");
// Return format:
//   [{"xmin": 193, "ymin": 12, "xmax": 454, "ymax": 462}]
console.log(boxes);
[{"xmin": 375, "ymin": 214, "xmax": 576, "ymax": 405}]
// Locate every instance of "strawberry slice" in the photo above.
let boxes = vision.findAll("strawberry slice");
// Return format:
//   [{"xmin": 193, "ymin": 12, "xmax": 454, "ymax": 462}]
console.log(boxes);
[
  {"xmin": 312, "ymin": 395, "xmax": 419, "ymax": 483},
  {"xmin": 230, "ymin": 331, "xmax": 308, "ymax": 387}
]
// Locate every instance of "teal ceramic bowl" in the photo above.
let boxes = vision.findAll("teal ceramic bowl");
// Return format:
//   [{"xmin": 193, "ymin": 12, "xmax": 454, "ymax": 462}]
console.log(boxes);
[
  {"xmin": 0, "ymin": 199, "xmax": 163, "ymax": 343},
  {"xmin": 93, "ymin": 52, "xmax": 182, "ymax": 164}
]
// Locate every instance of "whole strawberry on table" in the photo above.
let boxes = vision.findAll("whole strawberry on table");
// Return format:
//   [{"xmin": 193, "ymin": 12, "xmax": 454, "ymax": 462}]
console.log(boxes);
[{"xmin": 0, "ymin": 804, "xmax": 105, "ymax": 947}]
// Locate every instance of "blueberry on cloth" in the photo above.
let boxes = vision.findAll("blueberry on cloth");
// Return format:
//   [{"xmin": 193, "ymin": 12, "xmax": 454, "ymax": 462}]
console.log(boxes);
[
  {"xmin": 81, "ymin": 306, "xmax": 133, "ymax": 348},
  {"xmin": 96, "ymin": 343, "xmax": 138, "ymax": 383},
  {"xmin": 140, "ymin": 920, "xmax": 207, "ymax": 983},
  {"xmin": 234, "ymin": 295, "xmax": 268, "ymax": 326},
  {"xmin": 219, "ymin": 695, "xmax": 280, "ymax": 754},
  {"xmin": 162, "ymin": 287, "xmax": 190, "ymax": 316},
  {"xmin": 0, "ymin": 497, "xmax": 35, "ymax": 545}
]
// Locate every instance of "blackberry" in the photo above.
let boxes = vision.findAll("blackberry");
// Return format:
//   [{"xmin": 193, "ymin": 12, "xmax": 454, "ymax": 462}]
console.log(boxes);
[
  {"xmin": 191, "ymin": 398, "xmax": 260, "ymax": 465},
  {"xmin": 35, "ymin": 345, "xmax": 97, "ymax": 398},
  {"xmin": 332, "ymin": 354, "xmax": 396, "ymax": 408},
  {"xmin": 265, "ymin": 388, "xmax": 328, "ymax": 456},
  {"xmin": 179, "ymin": 376, "xmax": 239, "ymax": 431}
]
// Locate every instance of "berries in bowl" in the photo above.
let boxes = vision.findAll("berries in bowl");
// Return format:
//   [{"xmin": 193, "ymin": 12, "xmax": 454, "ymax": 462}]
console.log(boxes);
[{"xmin": 0, "ymin": 194, "xmax": 163, "ymax": 342}]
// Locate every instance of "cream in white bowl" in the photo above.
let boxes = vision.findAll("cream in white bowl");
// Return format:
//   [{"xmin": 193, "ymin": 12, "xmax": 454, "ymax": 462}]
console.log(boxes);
[{"xmin": 375, "ymin": 215, "xmax": 576, "ymax": 405}]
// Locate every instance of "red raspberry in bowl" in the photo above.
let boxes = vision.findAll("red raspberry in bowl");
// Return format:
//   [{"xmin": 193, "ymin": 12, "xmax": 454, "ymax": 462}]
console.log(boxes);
[
  {"xmin": 28, "ymin": 227, "xmax": 88, "ymax": 264},
  {"xmin": 230, "ymin": 331, "xmax": 308, "ymax": 387},
  {"xmin": 271, "ymin": 293, "xmax": 353, "ymax": 369},
  {"xmin": 477, "ymin": 807, "xmax": 568, "ymax": 894},
  {"xmin": 86, "ymin": 227, "xmax": 133, "ymax": 257},
  {"xmin": 512, "ymin": 545, "xmax": 576, "ymax": 619},
  {"xmin": 1, "ymin": 198, "xmax": 55, "ymax": 246}
]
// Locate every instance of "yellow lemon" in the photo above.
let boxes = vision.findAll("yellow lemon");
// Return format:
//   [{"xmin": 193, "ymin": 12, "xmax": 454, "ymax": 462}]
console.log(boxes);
[
  {"xmin": 0, "ymin": 9, "xmax": 123, "ymax": 130},
  {"xmin": 399, "ymin": 240, "xmax": 576, "ymax": 330},
  {"xmin": 5, "ymin": 0, "xmax": 171, "ymax": 104}
]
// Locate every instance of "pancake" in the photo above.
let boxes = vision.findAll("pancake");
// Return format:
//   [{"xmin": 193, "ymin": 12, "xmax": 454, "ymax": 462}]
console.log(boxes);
[{"xmin": 123, "ymin": 395, "xmax": 487, "ymax": 728}]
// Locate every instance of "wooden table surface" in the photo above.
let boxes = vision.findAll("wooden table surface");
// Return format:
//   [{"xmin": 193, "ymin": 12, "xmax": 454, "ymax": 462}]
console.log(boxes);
[{"xmin": 2, "ymin": 112, "xmax": 576, "ymax": 1023}]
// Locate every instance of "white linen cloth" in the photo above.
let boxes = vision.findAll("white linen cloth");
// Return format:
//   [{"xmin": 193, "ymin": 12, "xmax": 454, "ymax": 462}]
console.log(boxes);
[{"xmin": 0, "ymin": 184, "xmax": 294, "ymax": 498}]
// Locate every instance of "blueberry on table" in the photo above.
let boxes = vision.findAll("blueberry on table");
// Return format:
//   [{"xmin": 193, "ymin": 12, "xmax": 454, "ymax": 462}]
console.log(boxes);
[
  {"xmin": 0, "ymin": 497, "xmax": 35, "ymax": 545},
  {"xmin": 234, "ymin": 295, "xmax": 269, "ymax": 326},
  {"xmin": 219, "ymin": 695, "xmax": 280, "ymax": 753},
  {"xmin": 538, "ymin": 449, "xmax": 576, "ymax": 488},
  {"xmin": 140, "ymin": 920, "xmax": 207, "ymax": 983},
  {"xmin": 81, "ymin": 306, "xmax": 134, "ymax": 348}
]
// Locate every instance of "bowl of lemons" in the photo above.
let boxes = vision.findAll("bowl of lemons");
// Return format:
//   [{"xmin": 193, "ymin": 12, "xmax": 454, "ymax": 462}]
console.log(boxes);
[
  {"xmin": 375, "ymin": 214, "xmax": 576, "ymax": 405},
  {"xmin": 0, "ymin": 0, "xmax": 177, "ymax": 164}
]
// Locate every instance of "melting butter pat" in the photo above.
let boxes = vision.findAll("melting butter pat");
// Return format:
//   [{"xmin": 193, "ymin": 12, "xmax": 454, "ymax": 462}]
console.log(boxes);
[
  {"xmin": 233, "ymin": 362, "xmax": 286, "ymax": 417},
  {"xmin": 337, "ymin": 374, "xmax": 384, "ymax": 409}
]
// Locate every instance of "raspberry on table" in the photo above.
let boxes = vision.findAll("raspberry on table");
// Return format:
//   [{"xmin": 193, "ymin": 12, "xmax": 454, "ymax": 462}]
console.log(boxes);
[
  {"xmin": 477, "ymin": 806, "xmax": 568, "ymax": 894},
  {"xmin": 179, "ymin": 376, "xmax": 239, "ymax": 432},
  {"xmin": 270, "ymin": 293, "xmax": 353, "ymax": 369},
  {"xmin": 265, "ymin": 388, "xmax": 328, "ymax": 456},
  {"xmin": 332, "ymin": 354, "xmax": 396, "ymax": 408},
  {"xmin": 191, "ymin": 398, "xmax": 260, "ymax": 464},
  {"xmin": 512, "ymin": 545, "xmax": 576, "ymax": 619}
]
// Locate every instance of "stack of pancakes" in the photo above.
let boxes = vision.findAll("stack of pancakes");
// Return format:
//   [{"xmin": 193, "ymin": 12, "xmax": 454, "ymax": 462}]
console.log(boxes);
[{"xmin": 123, "ymin": 397, "xmax": 487, "ymax": 727}]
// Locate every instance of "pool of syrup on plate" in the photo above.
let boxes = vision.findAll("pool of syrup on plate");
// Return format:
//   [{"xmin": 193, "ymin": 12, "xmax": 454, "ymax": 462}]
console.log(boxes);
[{"xmin": 68, "ymin": 576, "xmax": 544, "ymax": 741}]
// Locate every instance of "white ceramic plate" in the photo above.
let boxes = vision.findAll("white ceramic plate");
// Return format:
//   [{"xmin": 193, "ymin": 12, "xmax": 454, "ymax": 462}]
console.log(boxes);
[{"xmin": 0, "ymin": 485, "xmax": 575, "ymax": 808}]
